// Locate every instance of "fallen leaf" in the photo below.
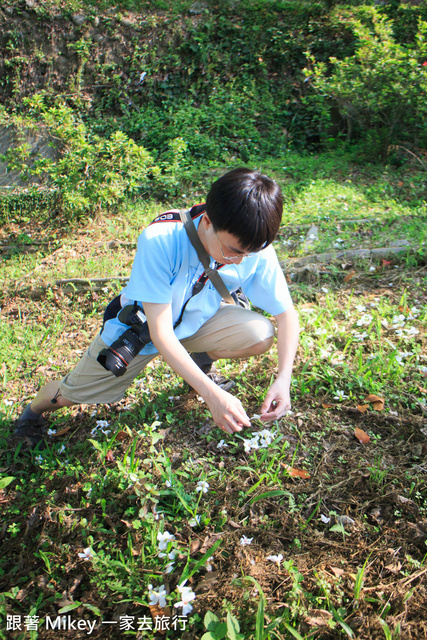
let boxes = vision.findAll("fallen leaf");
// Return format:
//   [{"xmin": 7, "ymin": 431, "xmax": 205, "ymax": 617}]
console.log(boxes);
[
  {"xmin": 398, "ymin": 305, "xmax": 410, "ymax": 314},
  {"xmin": 372, "ymin": 400, "xmax": 384, "ymax": 411},
  {"xmin": 330, "ymin": 566, "xmax": 345, "ymax": 578},
  {"xmin": 385, "ymin": 561, "xmax": 402, "ymax": 574},
  {"xmin": 381, "ymin": 259, "xmax": 392, "ymax": 268},
  {"xmin": 305, "ymin": 609, "xmax": 333, "ymax": 627},
  {"xmin": 322, "ymin": 403, "xmax": 334, "ymax": 409},
  {"xmin": 115, "ymin": 430, "xmax": 128, "ymax": 441},
  {"xmin": 194, "ymin": 571, "xmax": 219, "ymax": 592},
  {"xmin": 106, "ymin": 450, "xmax": 115, "ymax": 462},
  {"xmin": 51, "ymin": 426, "xmax": 71, "ymax": 437},
  {"xmin": 344, "ymin": 270, "xmax": 356, "ymax": 283},
  {"xmin": 356, "ymin": 404, "xmax": 369, "ymax": 414},
  {"xmin": 283, "ymin": 465, "xmax": 311, "ymax": 479},
  {"xmin": 397, "ymin": 181, "xmax": 404, "ymax": 187},
  {"xmin": 149, "ymin": 604, "xmax": 171, "ymax": 635},
  {"xmin": 228, "ymin": 520, "xmax": 242, "ymax": 529},
  {"xmin": 365, "ymin": 394, "xmax": 384, "ymax": 403},
  {"xmin": 354, "ymin": 428, "xmax": 370, "ymax": 444}
]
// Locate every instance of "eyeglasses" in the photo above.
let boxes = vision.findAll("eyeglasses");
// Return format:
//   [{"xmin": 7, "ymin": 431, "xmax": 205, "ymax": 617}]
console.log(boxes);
[{"xmin": 214, "ymin": 230, "xmax": 258, "ymax": 262}]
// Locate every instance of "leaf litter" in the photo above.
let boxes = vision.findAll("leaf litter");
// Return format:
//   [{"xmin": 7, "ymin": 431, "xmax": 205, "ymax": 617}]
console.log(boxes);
[{"xmin": 0, "ymin": 213, "xmax": 426, "ymax": 639}]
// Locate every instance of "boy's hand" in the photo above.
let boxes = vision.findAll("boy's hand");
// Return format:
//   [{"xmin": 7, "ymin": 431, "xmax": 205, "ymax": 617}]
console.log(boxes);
[
  {"xmin": 205, "ymin": 387, "xmax": 251, "ymax": 434},
  {"xmin": 259, "ymin": 378, "xmax": 291, "ymax": 422}
]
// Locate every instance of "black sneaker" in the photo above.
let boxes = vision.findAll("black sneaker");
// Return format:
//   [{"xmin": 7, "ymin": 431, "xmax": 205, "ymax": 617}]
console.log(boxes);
[
  {"xmin": 14, "ymin": 413, "xmax": 46, "ymax": 448},
  {"xmin": 200, "ymin": 364, "xmax": 236, "ymax": 393}
]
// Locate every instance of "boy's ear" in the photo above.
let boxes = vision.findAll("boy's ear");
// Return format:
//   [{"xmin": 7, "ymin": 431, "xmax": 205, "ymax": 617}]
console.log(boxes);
[{"xmin": 202, "ymin": 213, "xmax": 213, "ymax": 229}]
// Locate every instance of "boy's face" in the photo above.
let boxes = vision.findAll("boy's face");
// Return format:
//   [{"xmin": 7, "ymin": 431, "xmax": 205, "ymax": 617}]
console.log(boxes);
[{"xmin": 200, "ymin": 214, "xmax": 252, "ymax": 265}]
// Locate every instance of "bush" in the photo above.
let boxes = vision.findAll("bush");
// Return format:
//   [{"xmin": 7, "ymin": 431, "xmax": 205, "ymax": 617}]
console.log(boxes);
[
  {"xmin": 304, "ymin": 7, "xmax": 427, "ymax": 158},
  {"xmin": 0, "ymin": 95, "xmax": 159, "ymax": 219}
]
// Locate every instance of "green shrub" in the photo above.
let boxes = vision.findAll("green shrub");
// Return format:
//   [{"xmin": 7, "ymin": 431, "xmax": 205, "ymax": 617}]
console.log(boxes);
[
  {"xmin": 0, "ymin": 94, "xmax": 159, "ymax": 220},
  {"xmin": 304, "ymin": 7, "xmax": 427, "ymax": 158}
]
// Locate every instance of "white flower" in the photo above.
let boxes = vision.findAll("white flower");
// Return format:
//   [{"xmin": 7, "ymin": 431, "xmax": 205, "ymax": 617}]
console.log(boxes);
[
  {"xmin": 217, "ymin": 440, "xmax": 228, "ymax": 450},
  {"xmin": 78, "ymin": 547, "xmax": 95, "ymax": 561},
  {"xmin": 355, "ymin": 305, "xmax": 366, "ymax": 312},
  {"xmin": 353, "ymin": 331, "xmax": 369, "ymax": 341},
  {"xmin": 392, "ymin": 315, "xmax": 406, "ymax": 326},
  {"xmin": 34, "ymin": 455, "xmax": 43, "ymax": 464},
  {"xmin": 320, "ymin": 514, "xmax": 330, "ymax": 524},
  {"xmin": 3, "ymin": 399, "xmax": 14, "ymax": 406},
  {"xmin": 196, "ymin": 480, "xmax": 210, "ymax": 494},
  {"xmin": 47, "ymin": 429, "xmax": 56, "ymax": 436},
  {"xmin": 206, "ymin": 562, "xmax": 213, "ymax": 572},
  {"xmin": 175, "ymin": 581, "xmax": 196, "ymax": 616},
  {"xmin": 357, "ymin": 314, "xmax": 373, "ymax": 327},
  {"xmin": 128, "ymin": 473, "xmax": 138, "ymax": 484},
  {"xmin": 96, "ymin": 420, "xmax": 110, "ymax": 428},
  {"xmin": 159, "ymin": 551, "xmax": 176, "ymax": 560},
  {"xmin": 189, "ymin": 516, "xmax": 201, "ymax": 527},
  {"xmin": 404, "ymin": 327, "xmax": 419, "ymax": 336},
  {"xmin": 165, "ymin": 480, "xmax": 172, "ymax": 488},
  {"xmin": 57, "ymin": 444, "xmax": 66, "ymax": 454},
  {"xmin": 164, "ymin": 562, "xmax": 175, "ymax": 574},
  {"xmin": 333, "ymin": 391, "xmax": 348, "ymax": 401},
  {"xmin": 157, "ymin": 531, "xmax": 175, "ymax": 550},
  {"xmin": 267, "ymin": 553, "xmax": 283, "ymax": 564},
  {"xmin": 240, "ymin": 535, "xmax": 253, "ymax": 546},
  {"xmin": 148, "ymin": 584, "xmax": 167, "ymax": 608},
  {"xmin": 251, "ymin": 414, "xmax": 261, "ymax": 420},
  {"xmin": 369, "ymin": 266, "xmax": 376, "ymax": 272}
]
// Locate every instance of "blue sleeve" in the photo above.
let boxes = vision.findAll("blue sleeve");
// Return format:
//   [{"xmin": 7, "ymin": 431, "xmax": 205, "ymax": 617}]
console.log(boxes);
[
  {"xmin": 123, "ymin": 227, "xmax": 177, "ymax": 304},
  {"xmin": 241, "ymin": 245, "xmax": 293, "ymax": 316}
]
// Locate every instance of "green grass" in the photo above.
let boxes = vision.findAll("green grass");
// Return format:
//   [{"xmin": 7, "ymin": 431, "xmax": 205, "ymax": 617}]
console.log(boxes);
[{"xmin": 0, "ymin": 152, "xmax": 426, "ymax": 639}]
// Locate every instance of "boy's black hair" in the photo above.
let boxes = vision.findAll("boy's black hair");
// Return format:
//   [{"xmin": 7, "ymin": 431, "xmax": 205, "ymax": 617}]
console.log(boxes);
[{"xmin": 205, "ymin": 167, "xmax": 283, "ymax": 253}]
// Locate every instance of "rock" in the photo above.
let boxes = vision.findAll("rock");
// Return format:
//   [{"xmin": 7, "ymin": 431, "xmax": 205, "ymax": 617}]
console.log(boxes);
[
  {"xmin": 72, "ymin": 14, "xmax": 87, "ymax": 27},
  {"xmin": 336, "ymin": 515, "xmax": 356, "ymax": 530},
  {"xmin": 189, "ymin": 2, "xmax": 208, "ymax": 14},
  {"xmin": 121, "ymin": 18, "xmax": 133, "ymax": 27}
]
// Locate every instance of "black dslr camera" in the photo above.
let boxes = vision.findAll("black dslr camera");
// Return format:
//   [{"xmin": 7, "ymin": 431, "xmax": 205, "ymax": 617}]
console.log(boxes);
[{"xmin": 97, "ymin": 303, "xmax": 151, "ymax": 377}]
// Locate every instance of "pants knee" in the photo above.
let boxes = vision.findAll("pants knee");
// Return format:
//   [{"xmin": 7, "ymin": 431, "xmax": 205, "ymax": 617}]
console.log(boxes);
[{"xmin": 246, "ymin": 316, "xmax": 275, "ymax": 352}]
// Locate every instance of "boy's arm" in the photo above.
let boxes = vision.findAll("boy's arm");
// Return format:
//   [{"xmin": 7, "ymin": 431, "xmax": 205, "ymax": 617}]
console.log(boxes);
[
  {"xmin": 143, "ymin": 301, "xmax": 251, "ymax": 435},
  {"xmin": 260, "ymin": 306, "xmax": 300, "ymax": 421}
]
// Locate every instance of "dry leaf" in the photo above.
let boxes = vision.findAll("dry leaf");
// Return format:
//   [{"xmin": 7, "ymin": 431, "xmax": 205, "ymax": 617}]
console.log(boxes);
[
  {"xmin": 398, "ymin": 305, "xmax": 410, "ymax": 314},
  {"xmin": 344, "ymin": 270, "xmax": 356, "ymax": 283},
  {"xmin": 372, "ymin": 400, "xmax": 384, "ymax": 411},
  {"xmin": 115, "ymin": 430, "xmax": 128, "ymax": 441},
  {"xmin": 149, "ymin": 604, "xmax": 171, "ymax": 635},
  {"xmin": 365, "ymin": 394, "xmax": 384, "ymax": 403},
  {"xmin": 354, "ymin": 428, "xmax": 370, "ymax": 444},
  {"xmin": 305, "ymin": 609, "xmax": 333, "ymax": 627},
  {"xmin": 330, "ymin": 566, "xmax": 345, "ymax": 578},
  {"xmin": 322, "ymin": 403, "xmax": 334, "ymax": 409},
  {"xmin": 356, "ymin": 404, "xmax": 369, "ymax": 414},
  {"xmin": 106, "ymin": 450, "xmax": 115, "ymax": 462},
  {"xmin": 398, "ymin": 181, "xmax": 404, "ymax": 187},
  {"xmin": 52, "ymin": 426, "xmax": 71, "ymax": 437},
  {"xmin": 385, "ymin": 561, "xmax": 402, "ymax": 574},
  {"xmin": 283, "ymin": 465, "xmax": 311, "ymax": 479}
]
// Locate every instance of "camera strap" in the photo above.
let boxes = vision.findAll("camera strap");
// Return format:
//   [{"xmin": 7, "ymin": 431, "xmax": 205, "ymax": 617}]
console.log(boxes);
[{"xmin": 179, "ymin": 208, "xmax": 235, "ymax": 305}]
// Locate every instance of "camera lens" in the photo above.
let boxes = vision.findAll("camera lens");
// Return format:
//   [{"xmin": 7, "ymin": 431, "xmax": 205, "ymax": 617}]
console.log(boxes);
[{"xmin": 97, "ymin": 327, "xmax": 145, "ymax": 377}]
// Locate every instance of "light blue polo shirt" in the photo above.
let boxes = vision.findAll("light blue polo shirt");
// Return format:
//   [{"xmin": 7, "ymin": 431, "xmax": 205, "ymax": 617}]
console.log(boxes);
[{"xmin": 101, "ymin": 209, "xmax": 293, "ymax": 355}]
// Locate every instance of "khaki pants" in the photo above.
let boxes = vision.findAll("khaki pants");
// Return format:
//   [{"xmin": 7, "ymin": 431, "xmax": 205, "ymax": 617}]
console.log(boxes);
[{"xmin": 59, "ymin": 305, "xmax": 274, "ymax": 404}]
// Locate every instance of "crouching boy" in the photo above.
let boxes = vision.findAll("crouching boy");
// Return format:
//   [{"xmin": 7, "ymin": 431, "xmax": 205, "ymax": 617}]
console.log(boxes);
[{"xmin": 15, "ymin": 168, "xmax": 299, "ymax": 444}]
